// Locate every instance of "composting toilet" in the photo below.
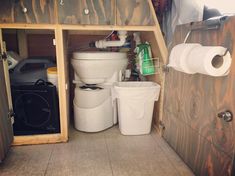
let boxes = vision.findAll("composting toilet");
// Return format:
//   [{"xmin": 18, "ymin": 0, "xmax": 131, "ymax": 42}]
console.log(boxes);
[{"xmin": 71, "ymin": 52, "xmax": 128, "ymax": 132}]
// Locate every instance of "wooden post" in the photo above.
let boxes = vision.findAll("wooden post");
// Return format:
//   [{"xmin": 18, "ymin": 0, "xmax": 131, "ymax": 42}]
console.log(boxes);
[{"xmin": 17, "ymin": 29, "xmax": 28, "ymax": 59}]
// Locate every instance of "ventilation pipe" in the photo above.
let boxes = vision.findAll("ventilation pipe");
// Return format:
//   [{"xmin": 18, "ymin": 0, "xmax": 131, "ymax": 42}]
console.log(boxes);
[{"xmin": 95, "ymin": 31, "xmax": 127, "ymax": 49}]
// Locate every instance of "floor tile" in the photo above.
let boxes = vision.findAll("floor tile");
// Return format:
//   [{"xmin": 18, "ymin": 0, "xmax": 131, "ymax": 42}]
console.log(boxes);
[
  {"xmin": 151, "ymin": 129, "xmax": 194, "ymax": 176},
  {"xmin": 0, "ymin": 126, "xmax": 194, "ymax": 176},
  {"xmin": 105, "ymin": 127, "xmax": 179, "ymax": 176},
  {"xmin": 45, "ymin": 129, "xmax": 112, "ymax": 176},
  {"xmin": 0, "ymin": 144, "xmax": 54, "ymax": 176}
]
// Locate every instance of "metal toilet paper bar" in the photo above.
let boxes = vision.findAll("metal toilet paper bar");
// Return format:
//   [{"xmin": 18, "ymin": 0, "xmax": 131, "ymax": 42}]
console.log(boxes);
[{"xmin": 183, "ymin": 16, "xmax": 228, "ymax": 43}]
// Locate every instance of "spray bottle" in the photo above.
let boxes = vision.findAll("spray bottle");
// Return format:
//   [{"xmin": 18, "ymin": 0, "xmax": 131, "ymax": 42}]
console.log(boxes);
[{"xmin": 136, "ymin": 43, "xmax": 155, "ymax": 75}]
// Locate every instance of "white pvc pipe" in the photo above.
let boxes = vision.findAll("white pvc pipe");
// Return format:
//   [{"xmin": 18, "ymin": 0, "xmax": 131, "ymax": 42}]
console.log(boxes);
[{"xmin": 95, "ymin": 31, "xmax": 127, "ymax": 49}]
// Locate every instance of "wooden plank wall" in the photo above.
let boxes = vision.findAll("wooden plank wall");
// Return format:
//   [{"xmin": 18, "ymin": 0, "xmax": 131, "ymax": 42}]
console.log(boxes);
[
  {"xmin": 0, "ymin": 0, "xmax": 155, "ymax": 26},
  {"xmin": 0, "ymin": 0, "xmax": 55, "ymax": 24},
  {"xmin": 27, "ymin": 34, "xmax": 56, "ymax": 57},
  {"xmin": 58, "ymin": 0, "xmax": 115, "ymax": 25},
  {"xmin": 163, "ymin": 17, "xmax": 235, "ymax": 175},
  {"xmin": 117, "ymin": 0, "xmax": 154, "ymax": 26},
  {"xmin": 2, "ymin": 33, "xmax": 19, "ymax": 53},
  {"xmin": 2, "ymin": 31, "xmax": 56, "ymax": 58}
]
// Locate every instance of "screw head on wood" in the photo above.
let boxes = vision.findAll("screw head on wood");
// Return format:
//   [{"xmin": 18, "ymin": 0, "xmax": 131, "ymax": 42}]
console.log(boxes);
[
  {"xmin": 84, "ymin": 8, "xmax": 90, "ymax": 15},
  {"xmin": 218, "ymin": 110, "xmax": 233, "ymax": 122},
  {"xmin": 22, "ymin": 7, "xmax": 27, "ymax": 13}
]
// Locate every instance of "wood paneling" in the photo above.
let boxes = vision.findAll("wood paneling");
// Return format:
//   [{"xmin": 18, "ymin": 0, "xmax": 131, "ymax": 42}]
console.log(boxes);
[
  {"xmin": 0, "ymin": 60, "xmax": 13, "ymax": 163},
  {"xmin": 117, "ymin": 0, "xmax": 154, "ymax": 26},
  {"xmin": 163, "ymin": 118, "xmax": 233, "ymax": 176},
  {"xmin": 3, "ymin": 30, "xmax": 56, "ymax": 58},
  {"xmin": 163, "ymin": 17, "xmax": 235, "ymax": 175},
  {"xmin": 17, "ymin": 30, "xmax": 28, "ymax": 58},
  {"xmin": 57, "ymin": 0, "xmax": 115, "ymax": 25},
  {"xmin": 0, "ymin": 0, "xmax": 55, "ymax": 24},
  {"xmin": 27, "ymin": 34, "xmax": 56, "ymax": 57},
  {"xmin": 2, "ymin": 33, "xmax": 19, "ymax": 54}
]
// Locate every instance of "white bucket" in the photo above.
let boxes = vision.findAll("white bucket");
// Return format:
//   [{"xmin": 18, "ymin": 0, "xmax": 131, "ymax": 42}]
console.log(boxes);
[
  {"xmin": 47, "ymin": 67, "xmax": 58, "ymax": 90},
  {"xmin": 113, "ymin": 82, "xmax": 161, "ymax": 135}
]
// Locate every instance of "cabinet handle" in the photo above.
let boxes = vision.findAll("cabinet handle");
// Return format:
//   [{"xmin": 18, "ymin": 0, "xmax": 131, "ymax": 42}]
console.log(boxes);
[
  {"xmin": 84, "ymin": 8, "xmax": 90, "ymax": 15},
  {"xmin": 218, "ymin": 110, "xmax": 233, "ymax": 122}
]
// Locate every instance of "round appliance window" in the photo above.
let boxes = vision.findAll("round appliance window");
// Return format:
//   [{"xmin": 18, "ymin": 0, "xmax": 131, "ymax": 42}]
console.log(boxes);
[{"xmin": 14, "ymin": 93, "xmax": 51, "ymax": 127}]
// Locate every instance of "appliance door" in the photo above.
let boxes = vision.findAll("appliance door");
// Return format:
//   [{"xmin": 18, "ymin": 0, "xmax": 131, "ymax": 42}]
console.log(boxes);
[{"xmin": 12, "ymin": 83, "xmax": 60, "ymax": 135}]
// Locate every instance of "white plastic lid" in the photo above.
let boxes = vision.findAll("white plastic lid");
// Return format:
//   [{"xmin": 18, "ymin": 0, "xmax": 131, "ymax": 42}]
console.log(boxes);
[{"xmin": 72, "ymin": 52, "xmax": 127, "ymax": 60}]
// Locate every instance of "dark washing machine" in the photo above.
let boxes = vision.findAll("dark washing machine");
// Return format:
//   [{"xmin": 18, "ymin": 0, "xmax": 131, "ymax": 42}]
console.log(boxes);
[{"xmin": 11, "ymin": 80, "xmax": 60, "ymax": 135}]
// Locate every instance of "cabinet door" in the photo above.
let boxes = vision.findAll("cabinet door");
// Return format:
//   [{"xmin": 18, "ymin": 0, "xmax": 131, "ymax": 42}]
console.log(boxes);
[
  {"xmin": 116, "ymin": 0, "xmax": 154, "ymax": 26},
  {"xmin": 0, "ymin": 59, "xmax": 13, "ymax": 163},
  {"xmin": 58, "ymin": 0, "xmax": 115, "ymax": 25},
  {"xmin": 0, "ymin": 29, "xmax": 14, "ymax": 163},
  {"xmin": 163, "ymin": 17, "xmax": 235, "ymax": 175},
  {"xmin": 0, "ymin": 0, "xmax": 55, "ymax": 24}
]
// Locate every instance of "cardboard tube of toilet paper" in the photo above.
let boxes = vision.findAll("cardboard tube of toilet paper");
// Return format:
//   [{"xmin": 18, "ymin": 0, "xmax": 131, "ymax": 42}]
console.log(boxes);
[
  {"xmin": 187, "ymin": 46, "xmax": 232, "ymax": 76},
  {"xmin": 168, "ymin": 43, "xmax": 201, "ymax": 74}
]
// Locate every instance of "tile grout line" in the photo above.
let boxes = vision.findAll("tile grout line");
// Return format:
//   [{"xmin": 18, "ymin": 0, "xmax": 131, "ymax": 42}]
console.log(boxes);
[
  {"xmin": 150, "ymin": 131, "xmax": 187, "ymax": 176},
  {"xmin": 43, "ymin": 144, "xmax": 55, "ymax": 176},
  {"xmin": 104, "ymin": 133, "xmax": 114, "ymax": 176}
]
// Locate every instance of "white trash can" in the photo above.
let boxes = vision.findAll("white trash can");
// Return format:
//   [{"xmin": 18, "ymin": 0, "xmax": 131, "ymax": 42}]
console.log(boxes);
[{"xmin": 113, "ymin": 82, "xmax": 161, "ymax": 135}]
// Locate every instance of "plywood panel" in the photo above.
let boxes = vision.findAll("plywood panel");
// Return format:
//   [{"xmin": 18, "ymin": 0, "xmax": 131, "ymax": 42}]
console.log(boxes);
[
  {"xmin": 58, "ymin": 0, "xmax": 115, "ymax": 25},
  {"xmin": 0, "ymin": 0, "xmax": 55, "ymax": 24},
  {"xmin": 17, "ymin": 30, "xmax": 28, "ymax": 58},
  {"xmin": 27, "ymin": 34, "xmax": 56, "ymax": 57},
  {"xmin": 163, "ymin": 117, "xmax": 233, "ymax": 176},
  {"xmin": 0, "ymin": 29, "xmax": 13, "ymax": 162},
  {"xmin": 117, "ymin": 0, "xmax": 154, "ymax": 26},
  {"xmin": 163, "ymin": 16, "xmax": 235, "ymax": 175},
  {"xmin": 2, "ymin": 33, "xmax": 19, "ymax": 54},
  {"xmin": 0, "ymin": 61, "xmax": 13, "ymax": 162}
]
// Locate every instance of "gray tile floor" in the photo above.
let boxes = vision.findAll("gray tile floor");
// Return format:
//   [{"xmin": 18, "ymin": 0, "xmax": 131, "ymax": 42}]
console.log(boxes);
[{"xmin": 0, "ymin": 126, "xmax": 194, "ymax": 176}]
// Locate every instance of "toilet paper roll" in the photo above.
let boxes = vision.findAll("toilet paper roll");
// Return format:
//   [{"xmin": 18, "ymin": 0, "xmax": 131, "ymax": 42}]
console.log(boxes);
[
  {"xmin": 168, "ymin": 43, "xmax": 200, "ymax": 74},
  {"xmin": 168, "ymin": 43, "xmax": 232, "ymax": 77},
  {"xmin": 187, "ymin": 46, "xmax": 232, "ymax": 76}
]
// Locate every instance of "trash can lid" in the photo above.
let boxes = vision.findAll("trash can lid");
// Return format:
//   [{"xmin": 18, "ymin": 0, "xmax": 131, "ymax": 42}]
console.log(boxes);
[{"xmin": 114, "ymin": 81, "xmax": 160, "ymax": 89}]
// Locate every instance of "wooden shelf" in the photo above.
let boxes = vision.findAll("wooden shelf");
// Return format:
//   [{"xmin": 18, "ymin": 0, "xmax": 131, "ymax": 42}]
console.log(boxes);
[{"xmin": 0, "ymin": 24, "xmax": 57, "ymax": 29}]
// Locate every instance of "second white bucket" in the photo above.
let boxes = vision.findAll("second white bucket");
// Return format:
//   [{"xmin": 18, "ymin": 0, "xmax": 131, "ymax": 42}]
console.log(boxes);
[{"xmin": 113, "ymin": 82, "xmax": 161, "ymax": 135}]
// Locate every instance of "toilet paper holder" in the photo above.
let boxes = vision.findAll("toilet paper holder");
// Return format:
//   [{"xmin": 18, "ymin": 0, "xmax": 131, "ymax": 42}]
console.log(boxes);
[
  {"xmin": 183, "ymin": 16, "xmax": 228, "ymax": 43},
  {"xmin": 167, "ymin": 16, "xmax": 231, "ymax": 76}
]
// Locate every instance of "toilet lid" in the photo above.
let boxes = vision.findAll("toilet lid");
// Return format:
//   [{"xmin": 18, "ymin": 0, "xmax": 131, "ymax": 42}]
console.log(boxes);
[
  {"xmin": 79, "ymin": 85, "xmax": 103, "ymax": 91},
  {"xmin": 72, "ymin": 52, "xmax": 127, "ymax": 60}
]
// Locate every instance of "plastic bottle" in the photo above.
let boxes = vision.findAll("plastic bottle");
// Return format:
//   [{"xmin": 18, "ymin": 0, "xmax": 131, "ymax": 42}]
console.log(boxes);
[{"xmin": 136, "ymin": 43, "xmax": 155, "ymax": 75}]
